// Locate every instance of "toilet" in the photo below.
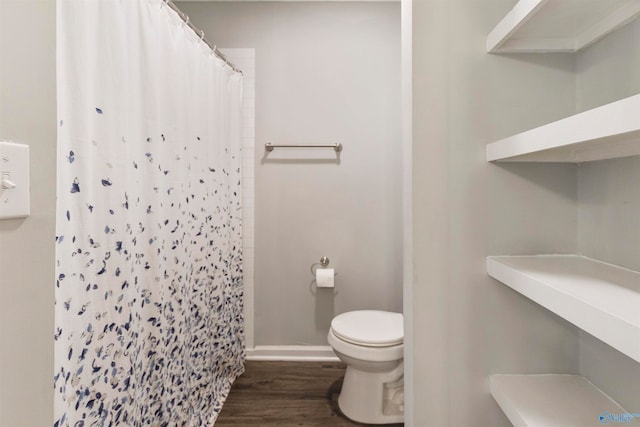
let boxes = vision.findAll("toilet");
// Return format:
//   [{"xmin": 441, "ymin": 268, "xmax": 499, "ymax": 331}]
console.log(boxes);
[{"xmin": 327, "ymin": 310, "xmax": 404, "ymax": 424}]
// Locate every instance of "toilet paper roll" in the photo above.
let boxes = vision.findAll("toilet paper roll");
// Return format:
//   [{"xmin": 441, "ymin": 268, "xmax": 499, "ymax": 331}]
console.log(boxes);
[{"xmin": 316, "ymin": 268, "xmax": 335, "ymax": 288}]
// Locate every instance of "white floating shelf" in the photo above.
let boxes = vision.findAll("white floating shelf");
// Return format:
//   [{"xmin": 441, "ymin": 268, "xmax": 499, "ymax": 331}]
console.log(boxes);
[
  {"xmin": 487, "ymin": 255, "xmax": 640, "ymax": 363},
  {"xmin": 487, "ymin": 0, "xmax": 640, "ymax": 53},
  {"xmin": 486, "ymin": 94, "xmax": 640, "ymax": 163},
  {"xmin": 490, "ymin": 374, "xmax": 636, "ymax": 426}
]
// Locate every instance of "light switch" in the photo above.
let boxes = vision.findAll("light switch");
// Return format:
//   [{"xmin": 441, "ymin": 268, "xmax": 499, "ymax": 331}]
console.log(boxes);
[{"xmin": 0, "ymin": 141, "xmax": 30, "ymax": 219}]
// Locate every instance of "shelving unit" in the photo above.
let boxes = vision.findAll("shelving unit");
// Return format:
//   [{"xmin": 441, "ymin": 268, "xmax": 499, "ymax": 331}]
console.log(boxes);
[
  {"xmin": 487, "ymin": 255, "xmax": 640, "ymax": 364},
  {"xmin": 486, "ymin": 94, "xmax": 640, "ymax": 163},
  {"xmin": 486, "ymin": 3, "xmax": 640, "ymax": 424},
  {"xmin": 490, "ymin": 374, "xmax": 636, "ymax": 426},
  {"xmin": 487, "ymin": 0, "xmax": 640, "ymax": 53}
]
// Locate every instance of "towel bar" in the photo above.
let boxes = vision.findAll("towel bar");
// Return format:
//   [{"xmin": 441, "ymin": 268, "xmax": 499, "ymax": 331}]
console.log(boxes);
[{"xmin": 264, "ymin": 143, "xmax": 342, "ymax": 152}]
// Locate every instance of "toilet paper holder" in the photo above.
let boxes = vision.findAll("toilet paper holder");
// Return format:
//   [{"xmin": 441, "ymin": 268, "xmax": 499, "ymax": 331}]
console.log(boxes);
[
  {"xmin": 310, "ymin": 256, "xmax": 336, "ymax": 276},
  {"xmin": 310, "ymin": 256, "xmax": 338, "ymax": 294}
]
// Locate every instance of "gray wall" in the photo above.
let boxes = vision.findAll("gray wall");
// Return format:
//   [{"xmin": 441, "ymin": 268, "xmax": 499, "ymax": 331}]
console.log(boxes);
[
  {"xmin": 182, "ymin": 2, "xmax": 403, "ymax": 346},
  {"xmin": 411, "ymin": 0, "xmax": 580, "ymax": 425},
  {"xmin": 0, "ymin": 0, "xmax": 56, "ymax": 425},
  {"xmin": 576, "ymin": 19, "xmax": 640, "ymax": 412}
]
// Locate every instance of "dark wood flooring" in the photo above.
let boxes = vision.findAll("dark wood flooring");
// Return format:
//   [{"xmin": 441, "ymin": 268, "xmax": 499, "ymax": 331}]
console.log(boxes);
[{"xmin": 215, "ymin": 361, "xmax": 404, "ymax": 426}]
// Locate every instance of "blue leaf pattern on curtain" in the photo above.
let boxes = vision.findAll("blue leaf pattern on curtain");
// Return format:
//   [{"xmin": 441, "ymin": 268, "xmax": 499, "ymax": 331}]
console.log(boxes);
[{"xmin": 54, "ymin": 1, "xmax": 244, "ymax": 425}]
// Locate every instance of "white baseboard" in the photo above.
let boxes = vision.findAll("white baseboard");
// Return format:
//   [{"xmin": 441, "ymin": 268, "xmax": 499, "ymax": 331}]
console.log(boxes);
[{"xmin": 246, "ymin": 345, "xmax": 340, "ymax": 362}]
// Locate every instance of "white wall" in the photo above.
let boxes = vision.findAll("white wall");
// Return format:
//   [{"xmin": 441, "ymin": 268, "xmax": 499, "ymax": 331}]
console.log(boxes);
[
  {"xmin": 181, "ymin": 2, "xmax": 402, "ymax": 346},
  {"xmin": 575, "ymin": 19, "xmax": 640, "ymax": 413},
  {"xmin": 411, "ymin": 0, "xmax": 580, "ymax": 425},
  {"xmin": 0, "ymin": 0, "xmax": 56, "ymax": 425}
]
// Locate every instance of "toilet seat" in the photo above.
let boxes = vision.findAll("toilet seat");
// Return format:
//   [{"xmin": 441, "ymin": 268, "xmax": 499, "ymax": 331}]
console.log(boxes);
[
  {"xmin": 328, "ymin": 328, "xmax": 403, "ymax": 362},
  {"xmin": 331, "ymin": 310, "xmax": 403, "ymax": 347}
]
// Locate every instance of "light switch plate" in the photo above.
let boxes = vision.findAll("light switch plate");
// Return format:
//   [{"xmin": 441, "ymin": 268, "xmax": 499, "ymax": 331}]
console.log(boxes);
[{"xmin": 0, "ymin": 141, "xmax": 30, "ymax": 219}]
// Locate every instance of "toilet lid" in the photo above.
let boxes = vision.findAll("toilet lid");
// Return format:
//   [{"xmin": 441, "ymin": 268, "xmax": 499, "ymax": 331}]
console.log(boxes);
[{"xmin": 331, "ymin": 310, "xmax": 403, "ymax": 347}]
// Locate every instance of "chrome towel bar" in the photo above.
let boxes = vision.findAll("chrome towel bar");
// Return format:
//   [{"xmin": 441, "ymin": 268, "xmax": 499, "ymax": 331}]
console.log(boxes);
[{"xmin": 265, "ymin": 143, "xmax": 343, "ymax": 152}]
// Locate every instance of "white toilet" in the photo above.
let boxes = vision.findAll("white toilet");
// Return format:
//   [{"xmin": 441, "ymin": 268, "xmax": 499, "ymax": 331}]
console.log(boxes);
[{"xmin": 327, "ymin": 310, "xmax": 404, "ymax": 424}]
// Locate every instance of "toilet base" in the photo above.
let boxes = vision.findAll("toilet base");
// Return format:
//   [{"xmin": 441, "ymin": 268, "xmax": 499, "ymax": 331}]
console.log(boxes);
[{"xmin": 338, "ymin": 362, "xmax": 404, "ymax": 424}]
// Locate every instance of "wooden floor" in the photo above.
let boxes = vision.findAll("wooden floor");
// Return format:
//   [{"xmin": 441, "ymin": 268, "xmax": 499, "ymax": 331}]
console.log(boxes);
[{"xmin": 215, "ymin": 361, "xmax": 404, "ymax": 426}]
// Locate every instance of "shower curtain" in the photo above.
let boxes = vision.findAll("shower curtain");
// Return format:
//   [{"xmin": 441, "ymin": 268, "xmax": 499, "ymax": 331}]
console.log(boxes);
[{"xmin": 54, "ymin": 1, "xmax": 244, "ymax": 425}]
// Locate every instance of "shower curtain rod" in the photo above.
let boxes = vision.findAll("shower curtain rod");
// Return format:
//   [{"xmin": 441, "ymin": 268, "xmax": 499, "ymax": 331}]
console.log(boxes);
[{"xmin": 165, "ymin": 0, "xmax": 243, "ymax": 75}]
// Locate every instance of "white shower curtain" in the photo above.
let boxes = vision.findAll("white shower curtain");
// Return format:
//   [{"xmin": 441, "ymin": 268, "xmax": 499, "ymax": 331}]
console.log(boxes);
[{"xmin": 54, "ymin": 1, "xmax": 244, "ymax": 425}]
